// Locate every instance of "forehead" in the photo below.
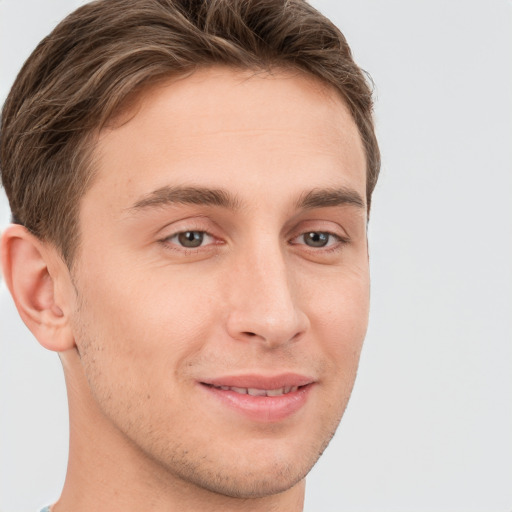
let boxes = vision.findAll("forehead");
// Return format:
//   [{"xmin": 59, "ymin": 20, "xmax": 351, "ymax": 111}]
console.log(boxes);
[{"xmin": 86, "ymin": 67, "xmax": 366, "ymax": 215}]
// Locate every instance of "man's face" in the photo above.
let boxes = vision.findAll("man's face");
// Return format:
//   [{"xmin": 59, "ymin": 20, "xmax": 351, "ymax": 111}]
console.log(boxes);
[{"xmin": 69, "ymin": 67, "xmax": 369, "ymax": 497}]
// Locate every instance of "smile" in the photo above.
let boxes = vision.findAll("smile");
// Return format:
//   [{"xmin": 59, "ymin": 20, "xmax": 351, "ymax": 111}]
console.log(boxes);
[
  {"xmin": 206, "ymin": 384, "xmax": 301, "ymax": 396},
  {"xmin": 199, "ymin": 374, "xmax": 315, "ymax": 422}
]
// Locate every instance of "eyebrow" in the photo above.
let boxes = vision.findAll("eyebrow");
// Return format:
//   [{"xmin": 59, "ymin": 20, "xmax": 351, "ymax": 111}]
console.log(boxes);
[
  {"xmin": 128, "ymin": 184, "xmax": 365, "ymax": 213},
  {"xmin": 129, "ymin": 185, "xmax": 242, "ymax": 211},
  {"xmin": 295, "ymin": 187, "xmax": 365, "ymax": 210}
]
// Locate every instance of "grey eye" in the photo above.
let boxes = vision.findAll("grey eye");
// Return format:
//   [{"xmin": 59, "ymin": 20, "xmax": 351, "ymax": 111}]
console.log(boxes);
[
  {"xmin": 303, "ymin": 232, "xmax": 330, "ymax": 247},
  {"xmin": 177, "ymin": 231, "xmax": 204, "ymax": 248}
]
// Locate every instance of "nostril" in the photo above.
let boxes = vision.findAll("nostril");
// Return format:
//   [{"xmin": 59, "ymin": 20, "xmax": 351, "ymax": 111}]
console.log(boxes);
[{"xmin": 242, "ymin": 332, "xmax": 256, "ymax": 337}]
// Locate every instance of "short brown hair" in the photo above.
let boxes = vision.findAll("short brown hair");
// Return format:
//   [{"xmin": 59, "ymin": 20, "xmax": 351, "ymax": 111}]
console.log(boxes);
[{"xmin": 0, "ymin": 0, "xmax": 380, "ymax": 265}]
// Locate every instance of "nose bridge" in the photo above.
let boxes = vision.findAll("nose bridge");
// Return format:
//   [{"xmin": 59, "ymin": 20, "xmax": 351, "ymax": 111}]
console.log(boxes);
[{"xmin": 226, "ymin": 237, "xmax": 309, "ymax": 347}]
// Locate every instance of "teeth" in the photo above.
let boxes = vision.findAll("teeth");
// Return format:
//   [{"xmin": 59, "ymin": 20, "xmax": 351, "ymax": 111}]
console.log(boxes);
[
  {"xmin": 247, "ymin": 388, "xmax": 267, "ymax": 396},
  {"xmin": 213, "ymin": 385, "xmax": 300, "ymax": 396},
  {"xmin": 266, "ymin": 387, "xmax": 285, "ymax": 396}
]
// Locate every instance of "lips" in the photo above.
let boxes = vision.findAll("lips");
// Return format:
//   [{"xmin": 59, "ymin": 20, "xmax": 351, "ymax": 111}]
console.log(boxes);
[
  {"xmin": 199, "ymin": 374, "xmax": 315, "ymax": 422},
  {"xmin": 208, "ymin": 385, "xmax": 300, "ymax": 396}
]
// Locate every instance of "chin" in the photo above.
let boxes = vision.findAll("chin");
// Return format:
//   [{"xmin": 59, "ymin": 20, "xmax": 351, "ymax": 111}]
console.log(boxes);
[
  {"xmin": 155, "ymin": 428, "xmax": 334, "ymax": 500},
  {"xmin": 186, "ymin": 461, "xmax": 309, "ymax": 499}
]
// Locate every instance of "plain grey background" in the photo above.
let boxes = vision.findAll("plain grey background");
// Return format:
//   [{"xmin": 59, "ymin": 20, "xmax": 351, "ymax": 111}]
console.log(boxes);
[{"xmin": 1, "ymin": 1, "xmax": 511, "ymax": 511}]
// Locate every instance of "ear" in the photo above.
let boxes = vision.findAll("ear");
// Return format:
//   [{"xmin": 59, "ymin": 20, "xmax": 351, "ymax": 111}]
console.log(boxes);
[{"xmin": 1, "ymin": 224, "xmax": 76, "ymax": 352}]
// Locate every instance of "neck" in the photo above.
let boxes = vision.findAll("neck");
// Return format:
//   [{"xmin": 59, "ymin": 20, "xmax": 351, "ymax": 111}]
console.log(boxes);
[{"xmin": 54, "ymin": 350, "xmax": 305, "ymax": 512}]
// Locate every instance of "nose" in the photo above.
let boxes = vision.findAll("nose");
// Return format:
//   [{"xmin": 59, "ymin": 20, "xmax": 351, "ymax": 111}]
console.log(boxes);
[{"xmin": 225, "ymin": 245, "xmax": 310, "ymax": 348}]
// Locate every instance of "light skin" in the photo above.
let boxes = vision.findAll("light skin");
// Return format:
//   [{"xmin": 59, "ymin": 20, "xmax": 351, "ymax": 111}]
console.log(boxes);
[{"xmin": 1, "ymin": 67, "xmax": 369, "ymax": 512}]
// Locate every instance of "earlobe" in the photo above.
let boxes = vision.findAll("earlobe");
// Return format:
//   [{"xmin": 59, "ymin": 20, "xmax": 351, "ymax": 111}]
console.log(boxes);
[{"xmin": 1, "ymin": 224, "xmax": 76, "ymax": 352}]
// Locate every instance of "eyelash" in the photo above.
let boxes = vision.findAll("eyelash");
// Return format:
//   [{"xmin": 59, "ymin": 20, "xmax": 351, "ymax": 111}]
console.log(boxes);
[
  {"xmin": 160, "ymin": 229, "xmax": 348, "ymax": 254},
  {"xmin": 290, "ymin": 231, "xmax": 349, "ymax": 253},
  {"xmin": 160, "ymin": 230, "xmax": 219, "ymax": 253}
]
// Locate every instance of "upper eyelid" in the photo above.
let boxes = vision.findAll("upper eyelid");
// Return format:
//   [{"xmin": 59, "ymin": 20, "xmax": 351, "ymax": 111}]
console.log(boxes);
[
  {"xmin": 164, "ymin": 228, "xmax": 212, "ymax": 237},
  {"xmin": 157, "ymin": 215, "xmax": 349, "ymax": 241},
  {"xmin": 160, "ymin": 227, "xmax": 347, "ymax": 240},
  {"xmin": 287, "ymin": 220, "xmax": 349, "ymax": 240},
  {"xmin": 156, "ymin": 215, "xmax": 210, "ymax": 233},
  {"xmin": 157, "ymin": 215, "xmax": 219, "ymax": 237}
]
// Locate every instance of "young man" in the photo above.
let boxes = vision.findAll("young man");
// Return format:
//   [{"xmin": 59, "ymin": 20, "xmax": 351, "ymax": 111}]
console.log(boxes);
[{"xmin": 0, "ymin": 1, "xmax": 380, "ymax": 510}]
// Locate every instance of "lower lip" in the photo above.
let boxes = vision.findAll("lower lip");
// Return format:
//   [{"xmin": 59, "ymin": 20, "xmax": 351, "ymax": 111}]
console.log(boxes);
[{"xmin": 200, "ymin": 383, "xmax": 313, "ymax": 422}]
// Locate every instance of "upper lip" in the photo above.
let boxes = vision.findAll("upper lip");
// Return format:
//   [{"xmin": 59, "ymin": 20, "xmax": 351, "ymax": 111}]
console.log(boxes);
[{"xmin": 200, "ymin": 373, "xmax": 315, "ymax": 390}]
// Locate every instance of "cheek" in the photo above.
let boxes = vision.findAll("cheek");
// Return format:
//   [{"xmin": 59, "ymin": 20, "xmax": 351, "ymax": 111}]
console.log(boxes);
[
  {"xmin": 69, "ymin": 274, "xmax": 220, "ymax": 441},
  {"xmin": 307, "ymin": 266, "xmax": 370, "ymax": 370},
  {"xmin": 308, "ymin": 273, "xmax": 369, "ymax": 431},
  {"xmin": 71, "ymin": 267, "xmax": 218, "ymax": 392}
]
